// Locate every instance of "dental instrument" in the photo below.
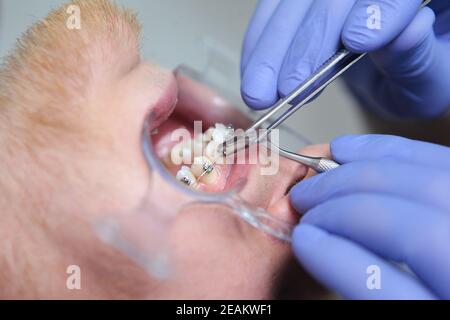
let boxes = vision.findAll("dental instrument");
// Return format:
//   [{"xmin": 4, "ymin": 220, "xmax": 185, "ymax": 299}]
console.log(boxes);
[
  {"xmin": 218, "ymin": 0, "xmax": 432, "ymax": 172},
  {"xmin": 219, "ymin": 48, "xmax": 366, "ymax": 157},
  {"xmin": 217, "ymin": 46, "xmax": 355, "ymax": 174},
  {"xmin": 272, "ymin": 144, "xmax": 340, "ymax": 174},
  {"xmin": 216, "ymin": 48, "xmax": 362, "ymax": 172}
]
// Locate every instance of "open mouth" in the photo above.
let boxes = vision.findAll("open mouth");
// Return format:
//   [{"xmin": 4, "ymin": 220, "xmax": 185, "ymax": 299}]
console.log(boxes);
[
  {"xmin": 146, "ymin": 69, "xmax": 308, "ymax": 226},
  {"xmin": 149, "ymin": 71, "xmax": 254, "ymax": 194}
]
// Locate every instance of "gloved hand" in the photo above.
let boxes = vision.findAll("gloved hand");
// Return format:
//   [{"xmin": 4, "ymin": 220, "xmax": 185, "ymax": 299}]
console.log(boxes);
[
  {"xmin": 290, "ymin": 134, "xmax": 450, "ymax": 299},
  {"xmin": 241, "ymin": 0, "xmax": 450, "ymax": 118}
]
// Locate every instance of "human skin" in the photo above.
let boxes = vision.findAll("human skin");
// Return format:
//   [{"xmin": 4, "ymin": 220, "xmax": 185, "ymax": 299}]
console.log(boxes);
[{"xmin": 0, "ymin": 0, "xmax": 328, "ymax": 299}]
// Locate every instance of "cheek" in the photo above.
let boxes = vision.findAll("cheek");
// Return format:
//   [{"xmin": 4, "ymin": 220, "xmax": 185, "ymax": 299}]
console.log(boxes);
[
  {"xmin": 167, "ymin": 205, "xmax": 292, "ymax": 298},
  {"xmin": 75, "ymin": 114, "xmax": 150, "ymax": 223},
  {"xmin": 170, "ymin": 205, "xmax": 247, "ymax": 257}
]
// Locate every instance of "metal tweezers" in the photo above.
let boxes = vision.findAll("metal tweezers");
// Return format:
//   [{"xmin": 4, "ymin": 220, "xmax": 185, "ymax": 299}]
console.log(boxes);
[
  {"xmin": 218, "ymin": 48, "xmax": 363, "ymax": 173},
  {"xmin": 219, "ymin": 0, "xmax": 431, "ymax": 174}
]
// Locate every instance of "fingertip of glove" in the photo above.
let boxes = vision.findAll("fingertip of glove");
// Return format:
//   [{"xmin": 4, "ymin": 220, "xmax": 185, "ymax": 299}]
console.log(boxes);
[
  {"xmin": 278, "ymin": 68, "xmax": 311, "ymax": 98},
  {"xmin": 241, "ymin": 91, "xmax": 273, "ymax": 110},
  {"xmin": 241, "ymin": 63, "xmax": 279, "ymax": 110},
  {"xmin": 241, "ymin": 82, "xmax": 277, "ymax": 110},
  {"xmin": 342, "ymin": 30, "xmax": 375, "ymax": 54},
  {"xmin": 330, "ymin": 135, "xmax": 360, "ymax": 158},
  {"xmin": 289, "ymin": 183, "xmax": 307, "ymax": 213}
]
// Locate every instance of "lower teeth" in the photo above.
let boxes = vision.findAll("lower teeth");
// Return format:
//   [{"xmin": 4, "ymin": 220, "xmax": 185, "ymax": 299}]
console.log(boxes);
[
  {"xmin": 176, "ymin": 166, "xmax": 197, "ymax": 188},
  {"xmin": 203, "ymin": 163, "xmax": 214, "ymax": 174}
]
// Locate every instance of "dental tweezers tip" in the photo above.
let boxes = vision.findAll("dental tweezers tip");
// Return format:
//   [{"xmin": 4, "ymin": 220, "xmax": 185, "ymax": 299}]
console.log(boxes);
[{"xmin": 217, "ymin": 142, "xmax": 228, "ymax": 156}]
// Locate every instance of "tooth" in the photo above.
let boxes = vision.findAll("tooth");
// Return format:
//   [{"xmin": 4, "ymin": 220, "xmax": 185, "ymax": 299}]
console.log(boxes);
[
  {"xmin": 225, "ymin": 124, "xmax": 234, "ymax": 139},
  {"xmin": 170, "ymin": 143, "xmax": 183, "ymax": 165},
  {"xmin": 205, "ymin": 140, "xmax": 223, "ymax": 162},
  {"xmin": 203, "ymin": 128, "xmax": 215, "ymax": 142},
  {"xmin": 171, "ymin": 141, "xmax": 193, "ymax": 165},
  {"xmin": 169, "ymin": 123, "xmax": 236, "ymax": 186},
  {"xmin": 191, "ymin": 156, "xmax": 213, "ymax": 177},
  {"xmin": 191, "ymin": 156, "xmax": 219, "ymax": 185},
  {"xmin": 212, "ymin": 123, "xmax": 227, "ymax": 144},
  {"xmin": 161, "ymin": 153, "xmax": 173, "ymax": 167},
  {"xmin": 215, "ymin": 123, "xmax": 227, "ymax": 131},
  {"xmin": 176, "ymin": 166, "xmax": 197, "ymax": 188},
  {"xmin": 194, "ymin": 133, "xmax": 205, "ymax": 143},
  {"xmin": 192, "ymin": 136, "xmax": 206, "ymax": 157},
  {"xmin": 199, "ymin": 167, "xmax": 219, "ymax": 185}
]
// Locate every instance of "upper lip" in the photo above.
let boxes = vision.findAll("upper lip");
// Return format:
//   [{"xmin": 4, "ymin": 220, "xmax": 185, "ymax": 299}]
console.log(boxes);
[{"xmin": 145, "ymin": 76, "xmax": 179, "ymax": 131}]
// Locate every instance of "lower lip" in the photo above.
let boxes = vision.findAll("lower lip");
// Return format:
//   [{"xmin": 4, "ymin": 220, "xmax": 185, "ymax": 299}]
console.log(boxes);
[{"xmin": 146, "ymin": 78, "xmax": 179, "ymax": 131}]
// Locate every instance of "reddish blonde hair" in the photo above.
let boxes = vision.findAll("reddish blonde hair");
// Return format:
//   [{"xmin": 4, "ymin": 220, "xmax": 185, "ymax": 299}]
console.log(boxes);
[{"xmin": 0, "ymin": 0, "xmax": 141, "ymax": 140}]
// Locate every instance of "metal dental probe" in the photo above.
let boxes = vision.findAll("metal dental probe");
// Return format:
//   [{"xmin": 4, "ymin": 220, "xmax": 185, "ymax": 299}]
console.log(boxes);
[{"xmin": 271, "ymin": 144, "xmax": 340, "ymax": 174}]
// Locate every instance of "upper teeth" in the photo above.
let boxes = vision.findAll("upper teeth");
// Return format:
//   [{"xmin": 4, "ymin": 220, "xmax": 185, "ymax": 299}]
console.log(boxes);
[
  {"xmin": 171, "ymin": 123, "xmax": 233, "ymax": 165},
  {"xmin": 171, "ymin": 141, "xmax": 193, "ymax": 165},
  {"xmin": 203, "ymin": 128, "xmax": 215, "ymax": 142},
  {"xmin": 172, "ymin": 123, "xmax": 235, "ymax": 188},
  {"xmin": 205, "ymin": 140, "xmax": 220, "ymax": 162},
  {"xmin": 211, "ymin": 123, "xmax": 228, "ymax": 144}
]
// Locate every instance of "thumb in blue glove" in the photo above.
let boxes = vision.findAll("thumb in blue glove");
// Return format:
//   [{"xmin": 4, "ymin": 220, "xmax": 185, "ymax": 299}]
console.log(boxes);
[{"xmin": 290, "ymin": 134, "xmax": 450, "ymax": 299}]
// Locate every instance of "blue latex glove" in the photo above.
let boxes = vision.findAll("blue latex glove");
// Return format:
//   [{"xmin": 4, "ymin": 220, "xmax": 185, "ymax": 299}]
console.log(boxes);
[
  {"xmin": 290, "ymin": 134, "xmax": 450, "ymax": 299},
  {"xmin": 241, "ymin": 0, "xmax": 450, "ymax": 118}
]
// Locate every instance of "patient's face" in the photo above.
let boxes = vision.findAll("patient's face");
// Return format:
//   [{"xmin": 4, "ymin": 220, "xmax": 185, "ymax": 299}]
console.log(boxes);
[{"xmin": 0, "ymin": 0, "xmax": 328, "ymax": 299}]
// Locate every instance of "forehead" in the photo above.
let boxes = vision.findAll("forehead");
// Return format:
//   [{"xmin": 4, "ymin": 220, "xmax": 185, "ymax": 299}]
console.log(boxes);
[{"xmin": 0, "ymin": 0, "xmax": 142, "ymax": 108}]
